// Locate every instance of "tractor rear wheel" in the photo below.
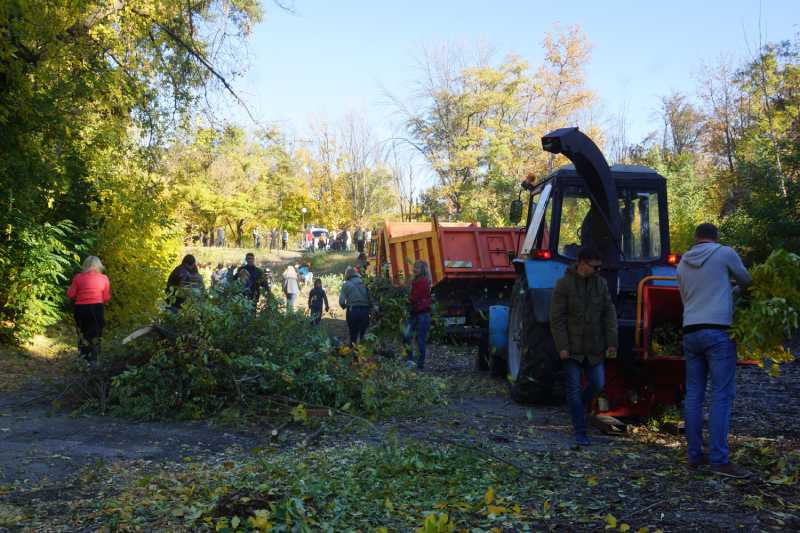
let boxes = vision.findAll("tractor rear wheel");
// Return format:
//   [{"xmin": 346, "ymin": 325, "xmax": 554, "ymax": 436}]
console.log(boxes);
[{"xmin": 507, "ymin": 279, "xmax": 563, "ymax": 404}]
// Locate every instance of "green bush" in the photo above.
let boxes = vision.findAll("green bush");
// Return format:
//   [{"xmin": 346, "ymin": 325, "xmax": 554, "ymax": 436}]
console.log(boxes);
[
  {"xmin": 720, "ymin": 182, "xmax": 800, "ymax": 265},
  {"xmin": 365, "ymin": 275, "xmax": 446, "ymax": 351},
  {"xmin": 0, "ymin": 216, "xmax": 82, "ymax": 345},
  {"xmin": 103, "ymin": 287, "xmax": 446, "ymax": 420},
  {"xmin": 91, "ymin": 159, "xmax": 182, "ymax": 330},
  {"xmin": 732, "ymin": 249, "xmax": 800, "ymax": 374},
  {"xmin": 365, "ymin": 275, "xmax": 410, "ymax": 341}
]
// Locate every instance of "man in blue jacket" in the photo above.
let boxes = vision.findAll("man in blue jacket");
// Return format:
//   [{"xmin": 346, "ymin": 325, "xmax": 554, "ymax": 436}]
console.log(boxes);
[{"xmin": 677, "ymin": 223, "xmax": 752, "ymax": 478}]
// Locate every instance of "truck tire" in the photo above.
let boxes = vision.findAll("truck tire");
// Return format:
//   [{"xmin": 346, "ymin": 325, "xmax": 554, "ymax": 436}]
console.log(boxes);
[{"xmin": 507, "ymin": 279, "xmax": 562, "ymax": 404}]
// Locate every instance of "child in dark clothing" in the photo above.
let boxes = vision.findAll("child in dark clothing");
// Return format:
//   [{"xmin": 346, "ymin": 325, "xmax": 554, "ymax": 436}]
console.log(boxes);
[{"xmin": 308, "ymin": 279, "xmax": 330, "ymax": 325}]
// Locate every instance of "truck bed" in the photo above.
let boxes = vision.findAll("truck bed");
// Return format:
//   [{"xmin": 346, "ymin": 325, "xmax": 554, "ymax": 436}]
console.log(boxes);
[{"xmin": 375, "ymin": 218, "xmax": 524, "ymax": 285}]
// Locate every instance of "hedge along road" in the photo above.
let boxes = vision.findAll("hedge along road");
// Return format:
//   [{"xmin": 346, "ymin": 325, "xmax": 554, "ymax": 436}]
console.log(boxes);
[{"xmin": 0, "ymin": 248, "xmax": 798, "ymax": 531}]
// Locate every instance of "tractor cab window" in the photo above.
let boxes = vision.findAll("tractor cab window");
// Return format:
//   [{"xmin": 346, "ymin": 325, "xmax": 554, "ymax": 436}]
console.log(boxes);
[
  {"xmin": 619, "ymin": 189, "xmax": 661, "ymax": 260},
  {"xmin": 557, "ymin": 188, "xmax": 593, "ymax": 258},
  {"xmin": 521, "ymin": 183, "xmax": 553, "ymax": 255},
  {"xmin": 557, "ymin": 186, "xmax": 663, "ymax": 261}
]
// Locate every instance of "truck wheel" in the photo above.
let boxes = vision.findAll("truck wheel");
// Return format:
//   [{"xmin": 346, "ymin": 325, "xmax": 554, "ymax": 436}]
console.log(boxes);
[{"xmin": 507, "ymin": 279, "xmax": 562, "ymax": 404}]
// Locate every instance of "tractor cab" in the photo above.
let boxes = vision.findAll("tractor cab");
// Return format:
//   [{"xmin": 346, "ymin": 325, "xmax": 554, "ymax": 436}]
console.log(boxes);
[
  {"xmin": 519, "ymin": 164, "xmax": 676, "ymax": 321},
  {"xmin": 491, "ymin": 127, "xmax": 685, "ymax": 414}
]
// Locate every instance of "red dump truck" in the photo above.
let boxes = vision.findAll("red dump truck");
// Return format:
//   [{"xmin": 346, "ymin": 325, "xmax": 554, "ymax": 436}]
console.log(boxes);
[{"xmin": 371, "ymin": 217, "xmax": 525, "ymax": 368}]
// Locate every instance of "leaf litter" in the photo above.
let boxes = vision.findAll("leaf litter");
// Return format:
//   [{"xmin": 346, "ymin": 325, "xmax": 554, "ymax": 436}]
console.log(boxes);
[{"xmin": 2, "ymin": 341, "xmax": 799, "ymax": 531}]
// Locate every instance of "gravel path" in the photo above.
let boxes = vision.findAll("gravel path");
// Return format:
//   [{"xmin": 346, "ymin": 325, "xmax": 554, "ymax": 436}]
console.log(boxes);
[{"xmin": 0, "ymin": 388, "xmax": 260, "ymax": 486}]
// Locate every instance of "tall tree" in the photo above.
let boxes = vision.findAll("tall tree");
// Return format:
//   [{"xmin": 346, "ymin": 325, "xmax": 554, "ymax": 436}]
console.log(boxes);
[
  {"xmin": 0, "ymin": 0, "xmax": 262, "ymax": 340},
  {"xmin": 659, "ymin": 92, "xmax": 705, "ymax": 156},
  {"xmin": 400, "ymin": 26, "xmax": 596, "ymax": 224}
]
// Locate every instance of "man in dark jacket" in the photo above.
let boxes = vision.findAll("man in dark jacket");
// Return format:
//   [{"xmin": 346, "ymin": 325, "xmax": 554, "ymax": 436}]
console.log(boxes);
[
  {"xmin": 166, "ymin": 254, "xmax": 204, "ymax": 310},
  {"xmin": 550, "ymin": 247, "xmax": 618, "ymax": 446},
  {"xmin": 236, "ymin": 252, "xmax": 264, "ymax": 303},
  {"xmin": 677, "ymin": 223, "xmax": 752, "ymax": 478}
]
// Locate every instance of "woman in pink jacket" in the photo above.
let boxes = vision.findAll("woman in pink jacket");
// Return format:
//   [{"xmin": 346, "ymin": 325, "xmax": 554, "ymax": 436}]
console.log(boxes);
[{"xmin": 66, "ymin": 256, "xmax": 111, "ymax": 364}]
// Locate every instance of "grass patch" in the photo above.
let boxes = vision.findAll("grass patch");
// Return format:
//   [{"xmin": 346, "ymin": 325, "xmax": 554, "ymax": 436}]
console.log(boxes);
[
  {"xmin": 0, "ymin": 325, "xmax": 75, "ymax": 392},
  {"xmin": 305, "ymin": 251, "xmax": 356, "ymax": 276}
]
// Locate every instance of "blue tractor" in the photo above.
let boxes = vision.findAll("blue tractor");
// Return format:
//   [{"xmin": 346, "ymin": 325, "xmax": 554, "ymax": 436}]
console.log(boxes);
[{"xmin": 488, "ymin": 127, "xmax": 682, "ymax": 408}]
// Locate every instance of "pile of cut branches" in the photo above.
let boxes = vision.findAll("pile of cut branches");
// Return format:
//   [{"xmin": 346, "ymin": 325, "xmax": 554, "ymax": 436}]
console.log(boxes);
[{"xmin": 92, "ymin": 286, "xmax": 445, "ymax": 420}]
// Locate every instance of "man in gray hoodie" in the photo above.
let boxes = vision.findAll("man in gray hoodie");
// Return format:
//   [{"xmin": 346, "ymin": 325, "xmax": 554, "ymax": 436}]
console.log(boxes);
[
  {"xmin": 339, "ymin": 267, "xmax": 371, "ymax": 346},
  {"xmin": 676, "ymin": 223, "xmax": 752, "ymax": 478}
]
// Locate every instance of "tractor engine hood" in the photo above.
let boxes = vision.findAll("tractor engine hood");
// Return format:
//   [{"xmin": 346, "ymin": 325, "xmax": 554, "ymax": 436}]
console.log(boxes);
[{"xmin": 541, "ymin": 127, "xmax": 621, "ymax": 270}]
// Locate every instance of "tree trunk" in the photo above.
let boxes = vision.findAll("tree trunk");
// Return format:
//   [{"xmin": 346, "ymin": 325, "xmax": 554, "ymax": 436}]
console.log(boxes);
[{"xmin": 236, "ymin": 219, "xmax": 244, "ymax": 247}]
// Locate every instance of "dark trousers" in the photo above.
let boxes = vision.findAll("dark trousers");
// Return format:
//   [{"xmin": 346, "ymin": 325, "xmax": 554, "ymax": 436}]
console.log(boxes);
[
  {"xmin": 310, "ymin": 305, "xmax": 323, "ymax": 325},
  {"xmin": 564, "ymin": 358, "xmax": 605, "ymax": 437},
  {"xmin": 74, "ymin": 304, "xmax": 105, "ymax": 362},
  {"xmin": 346, "ymin": 306, "xmax": 370, "ymax": 345}
]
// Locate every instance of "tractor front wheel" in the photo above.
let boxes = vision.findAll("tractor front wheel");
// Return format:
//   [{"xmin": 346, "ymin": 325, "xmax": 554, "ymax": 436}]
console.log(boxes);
[{"xmin": 507, "ymin": 279, "xmax": 563, "ymax": 404}]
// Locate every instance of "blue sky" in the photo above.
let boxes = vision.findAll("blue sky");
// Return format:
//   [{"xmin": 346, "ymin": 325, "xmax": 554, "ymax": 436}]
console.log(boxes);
[{"xmin": 229, "ymin": 0, "xmax": 797, "ymax": 159}]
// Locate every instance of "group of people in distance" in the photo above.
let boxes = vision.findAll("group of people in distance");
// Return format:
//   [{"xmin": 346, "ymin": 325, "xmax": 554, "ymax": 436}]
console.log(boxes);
[
  {"xmin": 193, "ymin": 226, "xmax": 377, "ymax": 254},
  {"xmin": 65, "ymin": 222, "xmax": 748, "ymax": 476},
  {"xmin": 306, "ymin": 227, "xmax": 374, "ymax": 253},
  {"xmin": 198, "ymin": 227, "xmax": 291, "ymax": 251}
]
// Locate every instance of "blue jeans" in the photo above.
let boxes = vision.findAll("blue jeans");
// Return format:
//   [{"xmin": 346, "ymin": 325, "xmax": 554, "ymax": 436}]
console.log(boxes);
[
  {"xmin": 564, "ymin": 358, "xmax": 605, "ymax": 437},
  {"xmin": 403, "ymin": 312, "xmax": 431, "ymax": 369},
  {"xmin": 683, "ymin": 329, "xmax": 737, "ymax": 465}
]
